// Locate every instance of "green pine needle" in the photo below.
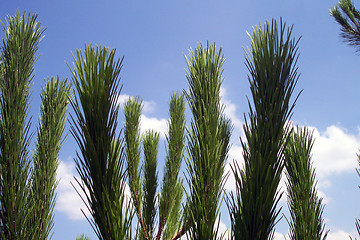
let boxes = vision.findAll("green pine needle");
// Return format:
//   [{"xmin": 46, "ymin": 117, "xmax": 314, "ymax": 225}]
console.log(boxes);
[
  {"xmin": 0, "ymin": 11, "xmax": 44, "ymax": 240},
  {"xmin": 284, "ymin": 126, "xmax": 328, "ymax": 240},
  {"xmin": 227, "ymin": 19, "xmax": 300, "ymax": 240},
  {"xmin": 142, "ymin": 130, "xmax": 160, "ymax": 240},
  {"xmin": 69, "ymin": 44, "xmax": 132, "ymax": 240},
  {"xmin": 159, "ymin": 92, "xmax": 186, "ymax": 240},
  {"xmin": 184, "ymin": 42, "xmax": 231, "ymax": 240},
  {"xmin": 330, "ymin": 0, "xmax": 360, "ymax": 50},
  {"xmin": 31, "ymin": 77, "xmax": 71, "ymax": 240}
]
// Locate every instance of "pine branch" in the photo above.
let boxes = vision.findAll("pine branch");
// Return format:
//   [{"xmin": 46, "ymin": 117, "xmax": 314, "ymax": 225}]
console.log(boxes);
[
  {"xmin": 227, "ymin": 19, "xmax": 300, "ymax": 240},
  {"xmin": 184, "ymin": 42, "xmax": 231, "ymax": 240},
  {"xmin": 158, "ymin": 92, "xmax": 186, "ymax": 240},
  {"xmin": 31, "ymin": 77, "xmax": 71, "ymax": 240},
  {"xmin": 0, "ymin": 12, "xmax": 44, "ymax": 240},
  {"xmin": 142, "ymin": 130, "xmax": 159, "ymax": 240},
  {"xmin": 69, "ymin": 44, "xmax": 132, "ymax": 239},
  {"xmin": 123, "ymin": 98, "xmax": 150, "ymax": 240},
  {"xmin": 284, "ymin": 126, "xmax": 328, "ymax": 240},
  {"xmin": 330, "ymin": 0, "xmax": 360, "ymax": 51}
]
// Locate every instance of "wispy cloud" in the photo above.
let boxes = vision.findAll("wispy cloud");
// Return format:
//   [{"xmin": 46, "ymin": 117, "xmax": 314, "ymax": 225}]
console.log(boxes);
[
  {"xmin": 117, "ymin": 94, "xmax": 157, "ymax": 114},
  {"xmin": 56, "ymin": 160, "xmax": 133, "ymax": 221},
  {"xmin": 56, "ymin": 160, "xmax": 90, "ymax": 220}
]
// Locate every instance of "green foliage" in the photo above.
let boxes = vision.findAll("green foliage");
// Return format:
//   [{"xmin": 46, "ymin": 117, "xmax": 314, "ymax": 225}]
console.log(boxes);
[
  {"xmin": 184, "ymin": 42, "xmax": 231, "ymax": 240},
  {"xmin": 69, "ymin": 44, "xmax": 133, "ymax": 239},
  {"xmin": 159, "ymin": 92, "xmax": 186, "ymax": 240},
  {"xmin": 31, "ymin": 77, "xmax": 71, "ymax": 239},
  {"xmin": 124, "ymin": 94, "xmax": 186, "ymax": 240},
  {"xmin": 0, "ymin": 12, "xmax": 44, "ymax": 239},
  {"xmin": 124, "ymin": 97, "xmax": 143, "ymax": 209},
  {"xmin": 123, "ymin": 97, "xmax": 148, "ymax": 239},
  {"xmin": 227, "ymin": 19, "xmax": 300, "ymax": 240},
  {"xmin": 76, "ymin": 233, "xmax": 91, "ymax": 240},
  {"xmin": 330, "ymin": 0, "xmax": 360, "ymax": 50},
  {"xmin": 142, "ymin": 130, "xmax": 160, "ymax": 239},
  {"xmin": 284, "ymin": 127, "xmax": 328, "ymax": 240}
]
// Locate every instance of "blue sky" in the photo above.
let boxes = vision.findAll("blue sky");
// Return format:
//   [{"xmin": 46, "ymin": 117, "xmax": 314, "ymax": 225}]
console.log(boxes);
[{"xmin": 2, "ymin": 1, "xmax": 360, "ymax": 239}]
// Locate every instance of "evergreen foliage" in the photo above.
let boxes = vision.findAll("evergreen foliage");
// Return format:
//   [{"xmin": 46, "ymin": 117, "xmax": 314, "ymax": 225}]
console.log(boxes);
[
  {"xmin": 142, "ymin": 130, "xmax": 159, "ymax": 239},
  {"xmin": 227, "ymin": 19, "xmax": 300, "ymax": 240},
  {"xmin": 184, "ymin": 42, "xmax": 231, "ymax": 240},
  {"xmin": 123, "ymin": 93, "xmax": 186, "ymax": 240},
  {"xmin": 31, "ymin": 77, "xmax": 71, "ymax": 239},
  {"xmin": 76, "ymin": 233, "xmax": 91, "ymax": 240},
  {"xmin": 284, "ymin": 127, "xmax": 328, "ymax": 240},
  {"xmin": 330, "ymin": 0, "xmax": 360, "ymax": 50},
  {"xmin": 69, "ymin": 44, "xmax": 133, "ymax": 239},
  {"xmin": 123, "ymin": 97, "xmax": 148, "ymax": 239},
  {"xmin": 159, "ymin": 92, "xmax": 185, "ymax": 240},
  {"xmin": 0, "ymin": 12, "xmax": 44, "ymax": 239},
  {"xmin": 0, "ymin": 10, "xmax": 340, "ymax": 240}
]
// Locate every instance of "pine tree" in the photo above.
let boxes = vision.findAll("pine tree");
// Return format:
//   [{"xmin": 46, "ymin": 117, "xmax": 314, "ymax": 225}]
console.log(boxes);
[
  {"xmin": 184, "ymin": 42, "xmax": 231, "ymax": 240},
  {"xmin": 227, "ymin": 19, "xmax": 300, "ymax": 240},
  {"xmin": 69, "ymin": 44, "xmax": 133, "ymax": 239},
  {"xmin": 284, "ymin": 127, "xmax": 328, "ymax": 240}
]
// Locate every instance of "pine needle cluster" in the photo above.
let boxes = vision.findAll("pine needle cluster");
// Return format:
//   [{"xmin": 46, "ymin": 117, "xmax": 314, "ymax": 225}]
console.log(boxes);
[
  {"xmin": 0, "ymin": 12, "xmax": 43, "ymax": 239},
  {"xmin": 31, "ymin": 77, "xmax": 71, "ymax": 239},
  {"xmin": 330, "ymin": 0, "xmax": 360, "ymax": 51},
  {"xmin": 123, "ymin": 92, "xmax": 186, "ymax": 240},
  {"xmin": 0, "ymin": 12, "xmax": 70, "ymax": 240},
  {"xmin": 69, "ymin": 44, "xmax": 133, "ymax": 239},
  {"xmin": 227, "ymin": 19, "xmax": 300, "ymax": 240},
  {"xmin": 184, "ymin": 42, "xmax": 231, "ymax": 240},
  {"xmin": 284, "ymin": 127, "xmax": 328, "ymax": 240},
  {"xmin": 159, "ymin": 93, "xmax": 185, "ymax": 240}
]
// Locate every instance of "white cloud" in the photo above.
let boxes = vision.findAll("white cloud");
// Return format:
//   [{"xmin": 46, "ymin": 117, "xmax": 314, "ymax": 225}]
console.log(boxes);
[
  {"xmin": 117, "ymin": 94, "xmax": 168, "ymax": 138},
  {"xmin": 215, "ymin": 217, "xmax": 231, "ymax": 239},
  {"xmin": 140, "ymin": 114, "xmax": 168, "ymax": 139},
  {"xmin": 326, "ymin": 229, "xmax": 352, "ymax": 240},
  {"xmin": 220, "ymin": 87, "xmax": 245, "ymax": 140},
  {"xmin": 274, "ymin": 231, "xmax": 288, "ymax": 240},
  {"xmin": 143, "ymin": 101, "xmax": 156, "ymax": 113},
  {"xmin": 224, "ymin": 120, "xmax": 360, "ymax": 204},
  {"xmin": 56, "ymin": 160, "xmax": 90, "ymax": 220},
  {"xmin": 220, "ymin": 86, "xmax": 360, "ymax": 185},
  {"xmin": 56, "ymin": 160, "xmax": 133, "ymax": 221},
  {"xmin": 117, "ymin": 94, "xmax": 156, "ymax": 113},
  {"xmin": 225, "ymin": 144, "xmax": 243, "ymax": 192},
  {"xmin": 117, "ymin": 94, "xmax": 131, "ymax": 107},
  {"xmin": 274, "ymin": 229, "xmax": 353, "ymax": 240},
  {"xmin": 310, "ymin": 125, "xmax": 360, "ymax": 180}
]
